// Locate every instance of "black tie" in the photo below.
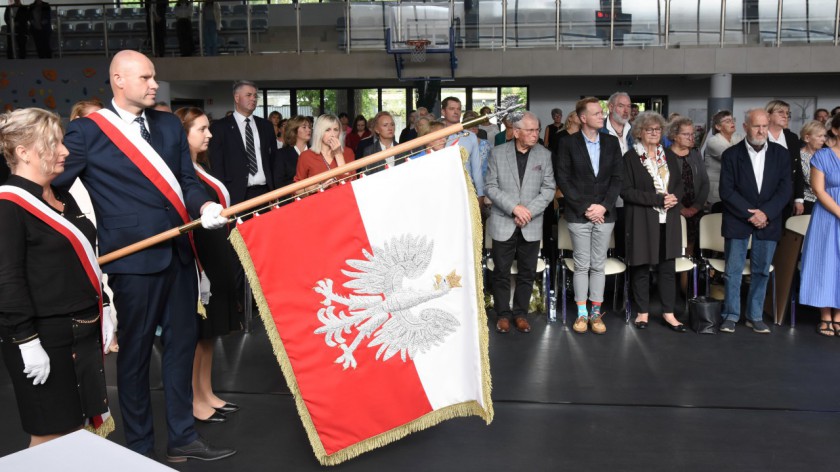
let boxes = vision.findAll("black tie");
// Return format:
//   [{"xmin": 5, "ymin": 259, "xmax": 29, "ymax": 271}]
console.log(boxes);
[
  {"xmin": 245, "ymin": 118, "xmax": 258, "ymax": 176},
  {"xmin": 135, "ymin": 116, "xmax": 151, "ymax": 145}
]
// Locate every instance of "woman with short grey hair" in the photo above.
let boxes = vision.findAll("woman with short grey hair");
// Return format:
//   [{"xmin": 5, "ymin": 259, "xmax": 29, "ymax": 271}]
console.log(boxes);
[
  {"xmin": 666, "ymin": 117, "xmax": 709, "ymax": 256},
  {"xmin": 544, "ymin": 107, "xmax": 564, "ymax": 151},
  {"xmin": 623, "ymin": 111, "xmax": 686, "ymax": 332}
]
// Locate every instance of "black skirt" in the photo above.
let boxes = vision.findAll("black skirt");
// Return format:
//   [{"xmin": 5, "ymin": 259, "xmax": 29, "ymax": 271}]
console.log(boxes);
[{"xmin": 1, "ymin": 307, "xmax": 109, "ymax": 436}]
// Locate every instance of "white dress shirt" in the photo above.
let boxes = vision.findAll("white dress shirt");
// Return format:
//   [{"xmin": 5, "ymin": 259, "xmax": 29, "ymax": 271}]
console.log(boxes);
[
  {"xmin": 768, "ymin": 129, "xmax": 788, "ymax": 149},
  {"xmin": 112, "ymin": 99, "xmax": 149, "ymax": 140},
  {"xmin": 379, "ymin": 139, "xmax": 397, "ymax": 168},
  {"xmin": 745, "ymin": 140, "xmax": 767, "ymax": 193},
  {"xmin": 233, "ymin": 110, "xmax": 266, "ymax": 187}
]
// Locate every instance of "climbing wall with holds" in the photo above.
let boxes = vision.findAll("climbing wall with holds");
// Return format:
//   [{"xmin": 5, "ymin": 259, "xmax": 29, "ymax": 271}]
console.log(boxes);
[{"xmin": 0, "ymin": 57, "xmax": 110, "ymax": 118}]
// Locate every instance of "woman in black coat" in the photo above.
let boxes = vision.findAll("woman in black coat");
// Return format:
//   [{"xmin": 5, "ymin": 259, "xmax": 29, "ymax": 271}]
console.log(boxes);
[
  {"xmin": 272, "ymin": 116, "xmax": 312, "ymax": 194},
  {"xmin": 621, "ymin": 111, "xmax": 686, "ymax": 332}
]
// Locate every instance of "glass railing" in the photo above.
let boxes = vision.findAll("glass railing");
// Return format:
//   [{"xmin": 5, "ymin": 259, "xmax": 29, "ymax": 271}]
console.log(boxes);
[{"xmin": 1, "ymin": 0, "xmax": 838, "ymax": 59}]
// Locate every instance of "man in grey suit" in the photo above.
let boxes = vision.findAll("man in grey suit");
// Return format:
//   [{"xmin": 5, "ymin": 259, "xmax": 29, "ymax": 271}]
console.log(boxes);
[{"xmin": 485, "ymin": 111, "xmax": 556, "ymax": 334}]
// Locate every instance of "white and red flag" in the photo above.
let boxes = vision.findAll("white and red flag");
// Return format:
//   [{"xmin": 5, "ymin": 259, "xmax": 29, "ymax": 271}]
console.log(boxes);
[{"xmin": 230, "ymin": 146, "xmax": 493, "ymax": 465}]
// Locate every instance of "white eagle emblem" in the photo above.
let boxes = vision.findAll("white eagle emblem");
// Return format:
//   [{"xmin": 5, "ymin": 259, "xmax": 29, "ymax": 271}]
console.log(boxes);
[{"xmin": 313, "ymin": 234, "xmax": 462, "ymax": 370}]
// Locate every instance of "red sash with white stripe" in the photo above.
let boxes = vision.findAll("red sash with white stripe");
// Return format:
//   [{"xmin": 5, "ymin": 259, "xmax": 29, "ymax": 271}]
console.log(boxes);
[
  {"xmin": 88, "ymin": 109, "xmax": 202, "ymax": 268},
  {"xmin": 193, "ymin": 163, "xmax": 230, "ymax": 209},
  {"xmin": 0, "ymin": 185, "xmax": 112, "ymax": 434},
  {"xmin": 88, "ymin": 109, "xmax": 191, "ymax": 225}
]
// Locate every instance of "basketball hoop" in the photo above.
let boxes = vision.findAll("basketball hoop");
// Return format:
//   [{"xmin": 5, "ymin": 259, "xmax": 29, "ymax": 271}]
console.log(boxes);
[{"xmin": 406, "ymin": 39, "xmax": 431, "ymax": 63}]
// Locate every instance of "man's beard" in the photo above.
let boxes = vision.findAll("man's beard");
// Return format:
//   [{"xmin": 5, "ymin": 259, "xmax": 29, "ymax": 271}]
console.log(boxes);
[
  {"xmin": 747, "ymin": 136, "xmax": 767, "ymax": 147},
  {"xmin": 612, "ymin": 113, "xmax": 628, "ymax": 126}
]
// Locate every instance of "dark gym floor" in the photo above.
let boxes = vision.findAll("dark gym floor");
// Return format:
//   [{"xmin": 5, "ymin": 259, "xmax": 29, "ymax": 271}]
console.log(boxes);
[{"xmin": 1, "ymin": 298, "xmax": 837, "ymax": 472}]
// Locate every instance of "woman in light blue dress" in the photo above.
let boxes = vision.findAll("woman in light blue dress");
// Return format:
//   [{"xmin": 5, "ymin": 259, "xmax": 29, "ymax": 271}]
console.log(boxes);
[{"xmin": 799, "ymin": 116, "xmax": 840, "ymax": 336}]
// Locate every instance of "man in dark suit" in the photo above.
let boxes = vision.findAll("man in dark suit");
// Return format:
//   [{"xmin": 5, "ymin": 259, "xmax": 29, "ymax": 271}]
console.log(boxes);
[
  {"xmin": 719, "ymin": 108, "xmax": 792, "ymax": 334},
  {"xmin": 28, "ymin": 0, "xmax": 52, "ymax": 58},
  {"xmin": 208, "ymin": 80, "xmax": 277, "ymax": 206},
  {"xmin": 4, "ymin": 0, "xmax": 28, "ymax": 59},
  {"xmin": 54, "ymin": 50, "xmax": 234, "ymax": 462},
  {"xmin": 485, "ymin": 111, "xmax": 555, "ymax": 334},
  {"xmin": 555, "ymin": 97, "xmax": 624, "ymax": 335}
]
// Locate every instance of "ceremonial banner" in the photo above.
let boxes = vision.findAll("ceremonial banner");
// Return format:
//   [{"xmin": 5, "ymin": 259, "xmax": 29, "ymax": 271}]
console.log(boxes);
[{"xmin": 230, "ymin": 146, "xmax": 493, "ymax": 465}]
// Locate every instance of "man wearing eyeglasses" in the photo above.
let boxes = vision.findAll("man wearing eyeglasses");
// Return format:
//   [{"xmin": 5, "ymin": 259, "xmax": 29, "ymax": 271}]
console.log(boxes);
[
  {"xmin": 556, "ymin": 97, "xmax": 624, "ymax": 334},
  {"xmin": 485, "ymin": 111, "xmax": 555, "ymax": 334},
  {"xmin": 765, "ymin": 99, "xmax": 805, "ymax": 217},
  {"xmin": 718, "ymin": 109, "xmax": 792, "ymax": 334}
]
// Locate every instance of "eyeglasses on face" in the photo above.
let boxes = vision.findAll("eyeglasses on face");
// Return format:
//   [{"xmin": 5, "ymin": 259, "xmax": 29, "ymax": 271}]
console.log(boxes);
[{"xmin": 643, "ymin": 127, "xmax": 662, "ymax": 134}]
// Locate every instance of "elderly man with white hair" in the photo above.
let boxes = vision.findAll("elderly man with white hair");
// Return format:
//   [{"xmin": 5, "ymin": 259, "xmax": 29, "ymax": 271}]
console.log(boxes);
[
  {"xmin": 485, "ymin": 111, "xmax": 555, "ymax": 334},
  {"xmin": 718, "ymin": 108, "xmax": 792, "ymax": 334}
]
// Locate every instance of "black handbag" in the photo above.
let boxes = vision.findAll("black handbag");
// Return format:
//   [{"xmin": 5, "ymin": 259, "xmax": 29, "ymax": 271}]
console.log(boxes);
[{"xmin": 689, "ymin": 296, "xmax": 722, "ymax": 334}]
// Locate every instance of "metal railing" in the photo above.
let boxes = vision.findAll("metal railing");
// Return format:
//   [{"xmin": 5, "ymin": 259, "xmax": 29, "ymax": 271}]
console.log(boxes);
[{"xmin": 2, "ymin": 0, "xmax": 838, "ymax": 59}]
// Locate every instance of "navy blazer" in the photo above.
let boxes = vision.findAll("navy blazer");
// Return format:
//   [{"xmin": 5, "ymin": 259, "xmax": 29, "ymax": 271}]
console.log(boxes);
[
  {"xmin": 554, "ymin": 131, "xmax": 624, "ymax": 224},
  {"xmin": 54, "ymin": 106, "xmax": 209, "ymax": 274},
  {"xmin": 207, "ymin": 114, "xmax": 277, "ymax": 205},
  {"xmin": 719, "ymin": 140, "xmax": 792, "ymax": 241}
]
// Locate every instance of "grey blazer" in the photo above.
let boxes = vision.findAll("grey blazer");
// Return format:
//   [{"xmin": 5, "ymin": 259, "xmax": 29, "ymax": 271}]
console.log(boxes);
[{"xmin": 485, "ymin": 141, "xmax": 556, "ymax": 242}]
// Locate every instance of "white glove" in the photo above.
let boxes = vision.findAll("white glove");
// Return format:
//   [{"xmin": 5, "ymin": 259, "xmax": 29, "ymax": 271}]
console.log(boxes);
[
  {"xmin": 102, "ymin": 306, "xmax": 117, "ymax": 355},
  {"xmin": 199, "ymin": 272, "xmax": 212, "ymax": 305},
  {"xmin": 200, "ymin": 203, "xmax": 227, "ymax": 230},
  {"xmin": 19, "ymin": 338, "xmax": 50, "ymax": 385}
]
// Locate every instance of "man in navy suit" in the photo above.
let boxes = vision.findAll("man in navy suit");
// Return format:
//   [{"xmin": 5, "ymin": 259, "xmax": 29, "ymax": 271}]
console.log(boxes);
[
  {"xmin": 54, "ymin": 50, "xmax": 234, "ymax": 462},
  {"xmin": 208, "ymin": 80, "xmax": 277, "ymax": 206},
  {"xmin": 718, "ymin": 108, "xmax": 792, "ymax": 334}
]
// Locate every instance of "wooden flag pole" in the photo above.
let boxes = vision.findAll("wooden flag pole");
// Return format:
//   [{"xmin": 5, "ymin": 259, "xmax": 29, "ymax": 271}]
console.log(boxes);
[{"xmin": 96, "ymin": 111, "xmax": 509, "ymax": 265}]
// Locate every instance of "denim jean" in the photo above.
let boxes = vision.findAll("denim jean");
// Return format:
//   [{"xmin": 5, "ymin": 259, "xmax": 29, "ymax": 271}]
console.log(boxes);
[{"xmin": 722, "ymin": 237, "xmax": 777, "ymax": 322}]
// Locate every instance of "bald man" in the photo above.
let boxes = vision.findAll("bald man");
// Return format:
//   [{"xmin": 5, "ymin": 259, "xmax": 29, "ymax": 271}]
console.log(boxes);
[
  {"xmin": 718, "ymin": 109, "xmax": 792, "ymax": 334},
  {"xmin": 54, "ymin": 51, "xmax": 234, "ymax": 462}
]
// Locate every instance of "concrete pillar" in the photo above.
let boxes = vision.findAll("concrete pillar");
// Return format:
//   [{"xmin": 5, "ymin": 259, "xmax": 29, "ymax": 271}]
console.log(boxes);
[
  {"xmin": 708, "ymin": 73, "xmax": 733, "ymax": 116},
  {"xmin": 156, "ymin": 80, "xmax": 171, "ymax": 108}
]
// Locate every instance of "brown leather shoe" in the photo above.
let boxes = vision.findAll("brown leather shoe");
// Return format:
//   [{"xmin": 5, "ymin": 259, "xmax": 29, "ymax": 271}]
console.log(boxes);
[
  {"xmin": 573, "ymin": 316, "xmax": 588, "ymax": 333},
  {"xmin": 514, "ymin": 317, "xmax": 531, "ymax": 333},
  {"xmin": 590, "ymin": 315, "xmax": 606, "ymax": 335},
  {"xmin": 496, "ymin": 318, "xmax": 511, "ymax": 333}
]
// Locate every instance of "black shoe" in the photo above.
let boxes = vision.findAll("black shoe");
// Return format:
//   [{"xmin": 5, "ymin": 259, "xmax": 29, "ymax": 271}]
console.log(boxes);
[
  {"xmin": 664, "ymin": 321, "xmax": 687, "ymax": 333},
  {"xmin": 166, "ymin": 437, "xmax": 236, "ymax": 463},
  {"xmin": 633, "ymin": 320, "xmax": 648, "ymax": 329},
  {"xmin": 214, "ymin": 402, "xmax": 240, "ymax": 414},
  {"xmin": 194, "ymin": 411, "xmax": 227, "ymax": 424}
]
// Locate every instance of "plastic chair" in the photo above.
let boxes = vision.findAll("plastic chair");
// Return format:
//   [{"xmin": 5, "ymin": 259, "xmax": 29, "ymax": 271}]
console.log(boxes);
[
  {"xmin": 698, "ymin": 213, "xmax": 776, "ymax": 318},
  {"xmin": 556, "ymin": 217, "xmax": 628, "ymax": 327},
  {"xmin": 674, "ymin": 215, "xmax": 698, "ymax": 313},
  {"xmin": 483, "ymin": 233, "xmax": 549, "ymax": 316},
  {"xmin": 785, "ymin": 214, "xmax": 811, "ymax": 328}
]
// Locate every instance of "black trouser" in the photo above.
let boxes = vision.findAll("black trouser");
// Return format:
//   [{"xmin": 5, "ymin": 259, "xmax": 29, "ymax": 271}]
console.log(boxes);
[
  {"xmin": 492, "ymin": 228, "xmax": 541, "ymax": 320},
  {"xmin": 630, "ymin": 224, "xmax": 676, "ymax": 314},
  {"xmin": 176, "ymin": 18, "xmax": 193, "ymax": 56},
  {"xmin": 32, "ymin": 29, "xmax": 51, "ymax": 58},
  {"xmin": 613, "ymin": 206, "xmax": 626, "ymax": 258}
]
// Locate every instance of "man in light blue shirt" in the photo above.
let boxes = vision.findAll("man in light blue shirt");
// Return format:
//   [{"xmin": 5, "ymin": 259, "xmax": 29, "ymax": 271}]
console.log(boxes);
[{"xmin": 442, "ymin": 96, "xmax": 485, "ymax": 204}]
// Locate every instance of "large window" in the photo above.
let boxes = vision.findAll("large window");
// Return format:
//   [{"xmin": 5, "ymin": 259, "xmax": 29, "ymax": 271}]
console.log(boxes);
[
  {"xmin": 265, "ymin": 90, "xmax": 291, "ymax": 119},
  {"xmin": 262, "ymin": 85, "xmax": 529, "ymax": 128},
  {"xmin": 381, "ymin": 88, "xmax": 408, "ymax": 133}
]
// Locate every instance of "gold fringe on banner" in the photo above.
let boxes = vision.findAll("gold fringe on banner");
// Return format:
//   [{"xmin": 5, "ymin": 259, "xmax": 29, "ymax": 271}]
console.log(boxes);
[
  {"xmin": 84, "ymin": 415, "xmax": 115, "ymax": 439},
  {"xmin": 229, "ymin": 149, "xmax": 493, "ymax": 466}
]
